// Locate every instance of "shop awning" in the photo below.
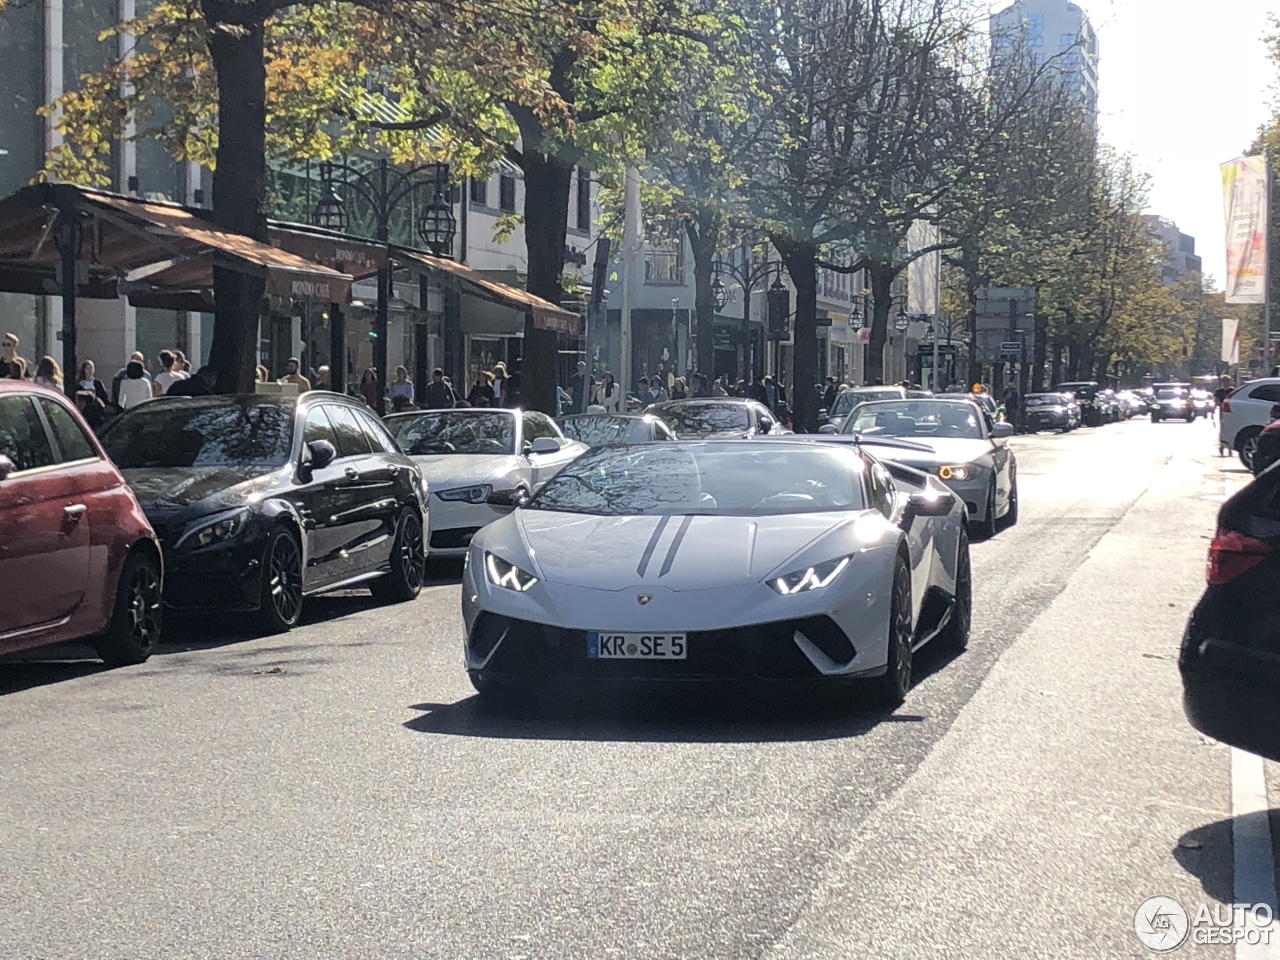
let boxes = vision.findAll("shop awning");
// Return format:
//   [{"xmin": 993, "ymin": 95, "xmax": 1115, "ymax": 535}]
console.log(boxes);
[
  {"xmin": 396, "ymin": 249, "xmax": 582, "ymax": 335},
  {"xmin": 0, "ymin": 184, "xmax": 354, "ymax": 306}
]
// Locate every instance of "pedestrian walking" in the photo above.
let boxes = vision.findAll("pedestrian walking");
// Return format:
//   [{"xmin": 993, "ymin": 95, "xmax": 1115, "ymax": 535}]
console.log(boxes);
[
  {"xmin": 2, "ymin": 332, "xmax": 28, "ymax": 379},
  {"xmin": 390, "ymin": 366, "xmax": 415, "ymax": 405},
  {"xmin": 281, "ymin": 357, "xmax": 311, "ymax": 393},
  {"xmin": 423, "ymin": 368, "xmax": 456, "ymax": 409},
  {"xmin": 468, "ymin": 371, "xmax": 495, "ymax": 407},
  {"xmin": 597, "ymin": 373, "xmax": 623, "ymax": 413},
  {"xmin": 1003, "ymin": 384, "xmax": 1020, "ymax": 432},
  {"xmin": 117, "ymin": 360, "xmax": 154, "ymax": 409},
  {"xmin": 33, "ymin": 356, "xmax": 63, "ymax": 390},
  {"xmin": 670, "ymin": 377, "xmax": 688, "ymax": 400},
  {"xmin": 568, "ymin": 361, "xmax": 590, "ymax": 415},
  {"xmin": 77, "ymin": 360, "xmax": 109, "ymax": 405},
  {"xmin": 359, "ymin": 368, "xmax": 379, "ymax": 408},
  {"xmin": 153, "ymin": 350, "xmax": 185, "ymax": 395},
  {"xmin": 491, "ymin": 361, "xmax": 509, "ymax": 406},
  {"xmin": 111, "ymin": 351, "xmax": 152, "ymax": 405}
]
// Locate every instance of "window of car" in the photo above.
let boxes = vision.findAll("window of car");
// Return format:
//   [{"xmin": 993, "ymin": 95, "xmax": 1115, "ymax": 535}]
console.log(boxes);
[
  {"xmin": 101, "ymin": 399, "xmax": 295, "ymax": 469},
  {"xmin": 325, "ymin": 404, "xmax": 373, "ymax": 459},
  {"xmin": 351, "ymin": 407, "xmax": 400, "ymax": 455},
  {"xmin": 302, "ymin": 406, "xmax": 341, "ymax": 451},
  {"xmin": 0, "ymin": 395, "xmax": 56, "ymax": 473},
  {"xmin": 521, "ymin": 412, "xmax": 561, "ymax": 446},
  {"xmin": 1248, "ymin": 384, "xmax": 1280, "ymax": 404},
  {"xmin": 756, "ymin": 406, "xmax": 777, "ymax": 434},
  {"xmin": 844, "ymin": 400, "xmax": 984, "ymax": 440},
  {"xmin": 36, "ymin": 398, "xmax": 98, "ymax": 463},
  {"xmin": 654, "ymin": 420, "xmax": 677, "ymax": 441},
  {"xmin": 386, "ymin": 412, "xmax": 516, "ymax": 456},
  {"xmin": 653, "ymin": 401, "xmax": 751, "ymax": 437}
]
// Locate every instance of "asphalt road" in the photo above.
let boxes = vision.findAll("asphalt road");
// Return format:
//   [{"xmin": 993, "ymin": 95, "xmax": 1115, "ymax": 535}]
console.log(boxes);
[{"xmin": 0, "ymin": 416, "xmax": 1257, "ymax": 959}]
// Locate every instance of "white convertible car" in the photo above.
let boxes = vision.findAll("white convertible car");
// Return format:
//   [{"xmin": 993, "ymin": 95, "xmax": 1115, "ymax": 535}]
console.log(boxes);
[
  {"xmin": 384, "ymin": 409, "xmax": 587, "ymax": 557},
  {"xmin": 461, "ymin": 440, "xmax": 971, "ymax": 705}
]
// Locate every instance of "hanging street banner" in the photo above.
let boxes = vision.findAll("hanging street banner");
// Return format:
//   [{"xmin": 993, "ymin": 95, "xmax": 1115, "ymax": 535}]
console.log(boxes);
[
  {"xmin": 1221, "ymin": 156, "xmax": 1269, "ymax": 304},
  {"xmin": 1222, "ymin": 317, "xmax": 1241, "ymax": 365},
  {"xmin": 907, "ymin": 219, "xmax": 940, "ymax": 317}
]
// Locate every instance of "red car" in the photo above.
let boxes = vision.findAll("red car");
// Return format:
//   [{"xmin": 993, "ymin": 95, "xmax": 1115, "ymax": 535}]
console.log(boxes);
[{"xmin": 0, "ymin": 381, "xmax": 162, "ymax": 664}]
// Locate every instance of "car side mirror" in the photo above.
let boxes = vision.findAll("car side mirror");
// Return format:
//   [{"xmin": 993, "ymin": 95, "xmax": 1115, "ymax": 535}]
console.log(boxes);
[
  {"xmin": 904, "ymin": 488, "xmax": 956, "ymax": 519},
  {"xmin": 0, "ymin": 454, "xmax": 13, "ymax": 481},
  {"xmin": 306, "ymin": 439, "xmax": 337, "ymax": 470},
  {"xmin": 991, "ymin": 422, "xmax": 1015, "ymax": 440},
  {"xmin": 529, "ymin": 437, "xmax": 560, "ymax": 455},
  {"xmin": 818, "ymin": 424, "xmax": 838, "ymax": 435},
  {"xmin": 487, "ymin": 487, "xmax": 530, "ymax": 508}
]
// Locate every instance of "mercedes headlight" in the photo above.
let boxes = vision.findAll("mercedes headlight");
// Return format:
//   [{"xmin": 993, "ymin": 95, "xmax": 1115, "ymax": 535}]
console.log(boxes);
[
  {"xmin": 436, "ymin": 484, "xmax": 492, "ymax": 504},
  {"xmin": 485, "ymin": 552, "xmax": 538, "ymax": 592},
  {"xmin": 938, "ymin": 464, "xmax": 975, "ymax": 482},
  {"xmin": 176, "ymin": 508, "xmax": 249, "ymax": 549},
  {"xmin": 769, "ymin": 556, "xmax": 851, "ymax": 595}
]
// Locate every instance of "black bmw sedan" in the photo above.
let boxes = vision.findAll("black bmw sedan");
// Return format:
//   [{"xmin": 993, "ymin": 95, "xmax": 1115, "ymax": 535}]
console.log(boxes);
[
  {"xmin": 100, "ymin": 393, "xmax": 428, "ymax": 633},
  {"xmin": 1180, "ymin": 467, "xmax": 1280, "ymax": 760}
]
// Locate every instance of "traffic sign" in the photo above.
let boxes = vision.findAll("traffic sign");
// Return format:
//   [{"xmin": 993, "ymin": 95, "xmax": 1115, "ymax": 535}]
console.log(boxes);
[{"xmin": 1001, "ymin": 341, "xmax": 1022, "ymax": 352}]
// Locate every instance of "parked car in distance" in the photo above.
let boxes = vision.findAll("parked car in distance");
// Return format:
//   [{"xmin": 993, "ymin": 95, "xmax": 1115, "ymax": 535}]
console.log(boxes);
[
  {"xmin": 1055, "ymin": 381, "xmax": 1105, "ymax": 427},
  {"xmin": 820, "ymin": 385, "xmax": 908, "ymax": 431},
  {"xmin": 384, "ymin": 408, "xmax": 587, "ymax": 558},
  {"xmin": 559, "ymin": 413, "xmax": 678, "ymax": 447},
  {"xmin": 100, "ymin": 393, "xmax": 427, "ymax": 633},
  {"xmin": 0, "ymin": 381, "xmax": 163, "ymax": 664},
  {"xmin": 647, "ymin": 398, "xmax": 790, "ymax": 439},
  {"xmin": 1181, "ymin": 463, "xmax": 1280, "ymax": 761},
  {"xmin": 1220, "ymin": 378, "xmax": 1280, "ymax": 471},
  {"xmin": 1022, "ymin": 393, "xmax": 1077, "ymax": 432}
]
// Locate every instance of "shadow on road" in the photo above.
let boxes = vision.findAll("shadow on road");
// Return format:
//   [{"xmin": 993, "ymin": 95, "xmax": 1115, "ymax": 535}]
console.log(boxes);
[
  {"xmin": 1173, "ymin": 817, "xmax": 1242, "ymax": 906},
  {"xmin": 405, "ymin": 643, "xmax": 962, "ymax": 744},
  {"xmin": 0, "ymin": 655, "xmax": 110, "ymax": 696}
]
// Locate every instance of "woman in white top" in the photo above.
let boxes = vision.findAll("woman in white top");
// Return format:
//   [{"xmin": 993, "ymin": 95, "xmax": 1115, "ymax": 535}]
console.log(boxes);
[
  {"xmin": 491, "ymin": 361, "xmax": 508, "ymax": 408},
  {"xmin": 33, "ymin": 355, "xmax": 63, "ymax": 390},
  {"xmin": 597, "ymin": 373, "xmax": 623, "ymax": 413},
  {"xmin": 118, "ymin": 361, "xmax": 153, "ymax": 410}
]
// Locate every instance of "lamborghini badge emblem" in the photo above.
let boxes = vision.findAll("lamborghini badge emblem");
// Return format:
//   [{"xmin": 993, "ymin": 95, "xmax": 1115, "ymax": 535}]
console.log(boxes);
[{"xmin": 637, "ymin": 593, "xmax": 653, "ymax": 605}]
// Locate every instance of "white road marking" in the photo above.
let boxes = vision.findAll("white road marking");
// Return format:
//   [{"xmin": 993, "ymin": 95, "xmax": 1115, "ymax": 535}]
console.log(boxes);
[{"xmin": 1232, "ymin": 748, "xmax": 1280, "ymax": 958}]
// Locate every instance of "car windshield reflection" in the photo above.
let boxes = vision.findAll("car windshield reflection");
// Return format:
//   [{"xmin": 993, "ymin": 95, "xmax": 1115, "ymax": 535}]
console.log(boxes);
[
  {"xmin": 386, "ymin": 411, "xmax": 516, "ymax": 456},
  {"xmin": 101, "ymin": 399, "xmax": 295, "ymax": 469},
  {"xmin": 527, "ymin": 444, "xmax": 866, "ymax": 516},
  {"xmin": 652, "ymin": 402, "xmax": 750, "ymax": 437},
  {"xmin": 843, "ymin": 400, "xmax": 984, "ymax": 440},
  {"xmin": 831, "ymin": 390, "xmax": 897, "ymax": 417},
  {"xmin": 560, "ymin": 416, "xmax": 645, "ymax": 446},
  {"xmin": 1024, "ymin": 395, "xmax": 1062, "ymax": 408}
]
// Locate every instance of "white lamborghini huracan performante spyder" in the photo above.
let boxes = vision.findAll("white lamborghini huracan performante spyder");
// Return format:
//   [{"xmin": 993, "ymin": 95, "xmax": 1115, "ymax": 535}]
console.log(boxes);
[{"xmin": 461, "ymin": 440, "xmax": 972, "ymax": 705}]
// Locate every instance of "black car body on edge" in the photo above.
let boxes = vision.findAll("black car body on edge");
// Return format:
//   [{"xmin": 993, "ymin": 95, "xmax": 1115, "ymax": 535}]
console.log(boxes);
[
  {"xmin": 1022, "ymin": 393, "xmax": 1076, "ymax": 432},
  {"xmin": 100, "ymin": 394, "xmax": 428, "ymax": 632},
  {"xmin": 1055, "ymin": 381, "xmax": 1105, "ymax": 427},
  {"xmin": 1180, "ymin": 467, "xmax": 1280, "ymax": 760}
]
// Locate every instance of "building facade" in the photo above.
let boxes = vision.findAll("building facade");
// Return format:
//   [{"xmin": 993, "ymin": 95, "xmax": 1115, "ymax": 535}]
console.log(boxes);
[
  {"xmin": 991, "ymin": 0, "xmax": 1099, "ymax": 120},
  {"xmin": 0, "ymin": 0, "xmax": 595, "ymax": 393},
  {"xmin": 1143, "ymin": 215, "xmax": 1202, "ymax": 283}
]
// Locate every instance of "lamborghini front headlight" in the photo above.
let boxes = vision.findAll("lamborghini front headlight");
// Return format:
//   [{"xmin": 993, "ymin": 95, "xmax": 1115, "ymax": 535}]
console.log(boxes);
[{"xmin": 769, "ymin": 556, "xmax": 851, "ymax": 595}]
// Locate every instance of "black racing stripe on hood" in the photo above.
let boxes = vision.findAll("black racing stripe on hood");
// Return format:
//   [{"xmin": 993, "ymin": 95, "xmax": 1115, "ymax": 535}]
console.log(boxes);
[
  {"xmin": 658, "ymin": 516, "xmax": 694, "ymax": 578},
  {"xmin": 636, "ymin": 515, "xmax": 671, "ymax": 577}
]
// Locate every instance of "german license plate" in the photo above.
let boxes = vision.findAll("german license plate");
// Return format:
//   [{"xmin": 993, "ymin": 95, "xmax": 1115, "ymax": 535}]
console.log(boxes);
[{"xmin": 587, "ymin": 632, "xmax": 687, "ymax": 659}]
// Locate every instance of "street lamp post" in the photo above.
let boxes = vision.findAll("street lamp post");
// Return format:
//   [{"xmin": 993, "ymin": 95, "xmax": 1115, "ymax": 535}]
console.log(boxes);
[
  {"xmin": 712, "ymin": 239, "xmax": 782, "ymax": 382},
  {"xmin": 312, "ymin": 158, "xmax": 456, "ymax": 414}
]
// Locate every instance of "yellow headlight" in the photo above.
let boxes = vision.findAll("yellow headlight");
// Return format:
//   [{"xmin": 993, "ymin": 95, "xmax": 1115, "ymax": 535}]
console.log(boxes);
[{"xmin": 938, "ymin": 464, "xmax": 972, "ymax": 482}]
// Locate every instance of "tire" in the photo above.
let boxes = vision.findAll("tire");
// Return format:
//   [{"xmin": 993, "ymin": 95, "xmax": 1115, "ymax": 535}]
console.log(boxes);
[
  {"xmin": 937, "ymin": 531, "xmax": 971, "ymax": 653},
  {"xmin": 1238, "ymin": 428, "xmax": 1263, "ymax": 472},
  {"xmin": 1151, "ymin": 414, "xmax": 1160, "ymax": 423},
  {"xmin": 94, "ymin": 550, "xmax": 163, "ymax": 666},
  {"xmin": 971, "ymin": 482, "xmax": 998, "ymax": 541},
  {"xmin": 867, "ymin": 559, "xmax": 914, "ymax": 707},
  {"xmin": 1000, "ymin": 474, "xmax": 1018, "ymax": 529},
  {"xmin": 256, "ymin": 527, "xmax": 304, "ymax": 634},
  {"xmin": 372, "ymin": 509, "xmax": 425, "ymax": 603}
]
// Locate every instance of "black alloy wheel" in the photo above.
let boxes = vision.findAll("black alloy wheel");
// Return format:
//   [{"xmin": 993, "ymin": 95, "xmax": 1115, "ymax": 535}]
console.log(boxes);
[
  {"xmin": 938, "ymin": 532, "xmax": 972, "ymax": 652},
  {"xmin": 1239, "ymin": 429, "xmax": 1262, "ymax": 472},
  {"xmin": 372, "ymin": 510, "xmax": 426, "ymax": 603},
  {"xmin": 95, "ymin": 551, "xmax": 163, "ymax": 666},
  {"xmin": 1000, "ymin": 474, "xmax": 1019, "ymax": 529},
  {"xmin": 972, "ymin": 482, "xmax": 998, "ymax": 541},
  {"xmin": 257, "ymin": 527, "xmax": 304, "ymax": 634},
  {"xmin": 867, "ymin": 559, "xmax": 914, "ymax": 707}
]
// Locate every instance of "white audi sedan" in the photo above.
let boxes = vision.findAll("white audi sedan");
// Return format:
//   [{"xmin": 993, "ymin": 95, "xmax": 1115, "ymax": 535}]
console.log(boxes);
[{"xmin": 384, "ymin": 408, "xmax": 587, "ymax": 557}]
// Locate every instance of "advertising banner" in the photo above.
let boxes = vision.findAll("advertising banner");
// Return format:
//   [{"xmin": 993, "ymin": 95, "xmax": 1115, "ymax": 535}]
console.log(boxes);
[
  {"xmin": 1221, "ymin": 156, "xmax": 1269, "ymax": 304},
  {"xmin": 1222, "ymin": 317, "xmax": 1240, "ymax": 365}
]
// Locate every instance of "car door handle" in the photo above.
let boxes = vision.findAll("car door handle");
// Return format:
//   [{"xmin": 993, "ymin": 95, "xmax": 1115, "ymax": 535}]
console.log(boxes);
[
  {"xmin": 63, "ymin": 504, "xmax": 87, "ymax": 522},
  {"xmin": 344, "ymin": 467, "xmax": 360, "ymax": 480}
]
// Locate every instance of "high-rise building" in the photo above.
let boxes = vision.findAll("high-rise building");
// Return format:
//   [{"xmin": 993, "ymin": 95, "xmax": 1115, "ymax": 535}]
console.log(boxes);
[
  {"xmin": 1143, "ymin": 216, "xmax": 1203, "ymax": 283},
  {"xmin": 991, "ymin": 0, "xmax": 1099, "ymax": 120}
]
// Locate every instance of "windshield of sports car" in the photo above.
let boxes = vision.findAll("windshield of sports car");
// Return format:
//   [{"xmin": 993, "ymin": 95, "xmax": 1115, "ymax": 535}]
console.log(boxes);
[
  {"xmin": 1024, "ymin": 395, "xmax": 1063, "ymax": 408},
  {"xmin": 101, "ymin": 399, "xmax": 295, "ymax": 469},
  {"xmin": 841, "ymin": 400, "xmax": 985, "ymax": 440},
  {"xmin": 830, "ymin": 389, "xmax": 901, "ymax": 417},
  {"xmin": 652, "ymin": 402, "xmax": 750, "ymax": 437},
  {"xmin": 527, "ymin": 444, "xmax": 867, "ymax": 516},
  {"xmin": 386, "ymin": 412, "xmax": 516, "ymax": 456},
  {"xmin": 560, "ymin": 416, "xmax": 647, "ymax": 446},
  {"xmin": 1156, "ymin": 388, "xmax": 1188, "ymax": 401}
]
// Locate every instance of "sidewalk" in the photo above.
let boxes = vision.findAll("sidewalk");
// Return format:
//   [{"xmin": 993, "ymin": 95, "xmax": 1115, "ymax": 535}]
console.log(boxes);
[{"xmin": 762, "ymin": 444, "xmax": 1240, "ymax": 958}]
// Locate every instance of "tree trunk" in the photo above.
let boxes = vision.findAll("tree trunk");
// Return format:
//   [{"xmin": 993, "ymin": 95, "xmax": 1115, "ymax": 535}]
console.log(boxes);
[
  {"xmin": 1030, "ymin": 313, "xmax": 1048, "ymax": 392},
  {"xmin": 774, "ymin": 238, "xmax": 818, "ymax": 432},
  {"xmin": 520, "ymin": 150, "xmax": 573, "ymax": 416},
  {"xmin": 687, "ymin": 211, "xmax": 719, "ymax": 383},
  {"xmin": 960, "ymin": 251, "xmax": 981, "ymax": 387},
  {"xmin": 202, "ymin": 0, "xmax": 270, "ymax": 393},
  {"xmin": 867, "ymin": 260, "xmax": 896, "ymax": 385}
]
